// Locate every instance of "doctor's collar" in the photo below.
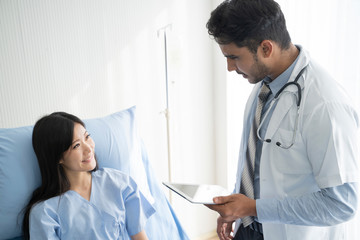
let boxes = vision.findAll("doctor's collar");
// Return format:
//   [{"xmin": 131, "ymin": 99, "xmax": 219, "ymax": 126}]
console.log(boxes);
[
  {"xmin": 262, "ymin": 76, "xmax": 272, "ymax": 92},
  {"xmin": 263, "ymin": 55, "xmax": 299, "ymax": 96}
]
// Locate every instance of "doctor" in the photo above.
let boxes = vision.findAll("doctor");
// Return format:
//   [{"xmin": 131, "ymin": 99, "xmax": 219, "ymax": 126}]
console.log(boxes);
[{"xmin": 205, "ymin": 0, "xmax": 359, "ymax": 240}]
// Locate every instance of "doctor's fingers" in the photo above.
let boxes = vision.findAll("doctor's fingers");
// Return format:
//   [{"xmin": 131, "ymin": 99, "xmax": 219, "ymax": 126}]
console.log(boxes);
[
  {"xmin": 219, "ymin": 227, "xmax": 234, "ymax": 240},
  {"xmin": 217, "ymin": 219, "xmax": 234, "ymax": 240},
  {"xmin": 223, "ymin": 220, "xmax": 234, "ymax": 240},
  {"xmin": 206, "ymin": 204, "xmax": 236, "ymax": 222},
  {"xmin": 213, "ymin": 194, "xmax": 234, "ymax": 205},
  {"xmin": 216, "ymin": 221, "xmax": 226, "ymax": 240}
]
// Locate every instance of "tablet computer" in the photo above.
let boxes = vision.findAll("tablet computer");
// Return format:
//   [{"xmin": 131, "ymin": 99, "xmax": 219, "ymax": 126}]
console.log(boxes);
[{"xmin": 163, "ymin": 182, "xmax": 231, "ymax": 204}]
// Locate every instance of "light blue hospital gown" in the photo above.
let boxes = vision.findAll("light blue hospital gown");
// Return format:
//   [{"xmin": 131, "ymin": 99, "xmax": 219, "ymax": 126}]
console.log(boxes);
[{"xmin": 29, "ymin": 168, "xmax": 156, "ymax": 239}]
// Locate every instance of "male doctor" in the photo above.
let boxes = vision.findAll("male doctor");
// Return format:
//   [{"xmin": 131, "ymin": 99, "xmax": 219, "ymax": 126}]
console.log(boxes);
[{"xmin": 205, "ymin": 0, "xmax": 359, "ymax": 239}]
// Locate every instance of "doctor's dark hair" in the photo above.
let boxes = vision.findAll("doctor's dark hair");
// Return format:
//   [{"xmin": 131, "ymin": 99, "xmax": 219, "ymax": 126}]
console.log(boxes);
[
  {"xmin": 22, "ymin": 112, "xmax": 98, "ymax": 239},
  {"xmin": 206, "ymin": 0, "xmax": 291, "ymax": 53}
]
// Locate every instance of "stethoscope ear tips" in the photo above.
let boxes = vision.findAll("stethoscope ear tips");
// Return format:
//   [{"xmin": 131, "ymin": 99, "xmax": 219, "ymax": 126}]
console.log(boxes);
[{"xmin": 276, "ymin": 142, "xmax": 281, "ymax": 147}]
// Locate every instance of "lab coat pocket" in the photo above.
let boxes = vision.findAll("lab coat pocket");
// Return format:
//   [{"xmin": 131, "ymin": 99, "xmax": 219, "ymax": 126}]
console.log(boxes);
[
  {"xmin": 271, "ymin": 128, "xmax": 311, "ymax": 174},
  {"xmin": 271, "ymin": 128, "xmax": 318, "ymax": 195}
]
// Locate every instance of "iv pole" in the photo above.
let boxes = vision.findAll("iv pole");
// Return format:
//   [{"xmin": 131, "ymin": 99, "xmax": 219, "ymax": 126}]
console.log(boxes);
[{"xmin": 157, "ymin": 24, "xmax": 173, "ymax": 203}]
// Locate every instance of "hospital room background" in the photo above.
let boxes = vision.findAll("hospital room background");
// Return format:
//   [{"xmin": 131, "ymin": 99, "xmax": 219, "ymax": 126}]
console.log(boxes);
[{"xmin": 0, "ymin": 0, "xmax": 359, "ymax": 239}]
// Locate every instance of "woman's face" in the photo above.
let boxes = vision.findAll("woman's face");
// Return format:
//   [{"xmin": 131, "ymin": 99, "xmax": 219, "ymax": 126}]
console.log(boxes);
[{"xmin": 59, "ymin": 123, "xmax": 96, "ymax": 174}]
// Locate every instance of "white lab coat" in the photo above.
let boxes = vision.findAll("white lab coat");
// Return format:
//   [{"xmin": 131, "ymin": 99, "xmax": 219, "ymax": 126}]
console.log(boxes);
[{"xmin": 234, "ymin": 46, "xmax": 359, "ymax": 239}]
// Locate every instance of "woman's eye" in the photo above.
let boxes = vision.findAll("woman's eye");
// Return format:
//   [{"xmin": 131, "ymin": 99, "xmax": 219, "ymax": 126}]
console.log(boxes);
[
  {"xmin": 73, "ymin": 143, "xmax": 80, "ymax": 149},
  {"xmin": 86, "ymin": 134, "xmax": 91, "ymax": 140}
]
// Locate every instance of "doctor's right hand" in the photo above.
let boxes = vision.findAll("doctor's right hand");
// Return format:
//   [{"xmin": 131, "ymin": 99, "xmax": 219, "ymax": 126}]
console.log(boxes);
[
  {"xmin": 205, "ymin": 194, "xmax": 257, "ymax": 222},
  {"xmin": 216, "ymin": 216, "xmax": 234, "ymax": 240}
]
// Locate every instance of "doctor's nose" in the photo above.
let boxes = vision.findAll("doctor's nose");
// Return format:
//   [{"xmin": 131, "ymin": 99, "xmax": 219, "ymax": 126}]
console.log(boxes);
[{"xmin": 226, "ymin": 58, "xmax": 237, "ymax": 72}]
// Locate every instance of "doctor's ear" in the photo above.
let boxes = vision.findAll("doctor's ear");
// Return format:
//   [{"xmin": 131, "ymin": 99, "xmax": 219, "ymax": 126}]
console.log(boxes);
[{"xmin": 259, "ymin": 40, "xmax": 273, "ymax": 58}]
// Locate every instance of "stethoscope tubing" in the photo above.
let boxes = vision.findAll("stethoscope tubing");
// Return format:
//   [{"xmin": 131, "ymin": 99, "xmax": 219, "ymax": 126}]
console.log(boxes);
[{"xmin": 256, "ymin": 66, "xmax": 307, "ymax": 149}]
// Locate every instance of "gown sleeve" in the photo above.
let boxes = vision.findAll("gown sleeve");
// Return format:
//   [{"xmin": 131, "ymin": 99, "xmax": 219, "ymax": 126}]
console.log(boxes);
[
  {"xmin": 122, "ymin": 175, "xmax": 156, "ymax": 237},
  {"xmin": 29, "ymin": 201, "xmax": 61, "ymax": 239}
]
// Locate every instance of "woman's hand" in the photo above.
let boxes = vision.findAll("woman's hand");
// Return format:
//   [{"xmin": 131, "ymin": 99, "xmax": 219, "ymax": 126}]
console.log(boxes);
[{"xmin": 131, "ymin": 230, "xmax": 148, "ymax": 240}]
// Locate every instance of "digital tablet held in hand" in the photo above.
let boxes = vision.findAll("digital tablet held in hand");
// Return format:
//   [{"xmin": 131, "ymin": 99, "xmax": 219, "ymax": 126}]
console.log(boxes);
[{"xmin": 163, "ymin": 182, "xmax": 231, "ymax": 204}]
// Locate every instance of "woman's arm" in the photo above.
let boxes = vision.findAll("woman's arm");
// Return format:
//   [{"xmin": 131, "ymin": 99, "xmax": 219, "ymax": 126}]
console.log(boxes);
[{"xmin": 131, "ymin": 230, "xmax": 148, "ymax": 240}]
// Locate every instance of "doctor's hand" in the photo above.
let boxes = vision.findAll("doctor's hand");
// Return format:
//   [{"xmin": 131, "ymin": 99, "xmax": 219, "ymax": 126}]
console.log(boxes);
[
  {"xmin": 205, "ymin": 194, "xmax": 257, "ymax": 222},
  {"xmin": 216, "ymin": 216, "xmax": 234, "ymax": 240}
]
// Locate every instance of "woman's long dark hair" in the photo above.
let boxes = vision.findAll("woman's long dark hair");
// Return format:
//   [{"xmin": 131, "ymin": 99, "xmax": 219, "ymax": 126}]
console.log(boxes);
[{"xmin": 22, "ymin": 112, "xmax": 98, "ymax": 239}]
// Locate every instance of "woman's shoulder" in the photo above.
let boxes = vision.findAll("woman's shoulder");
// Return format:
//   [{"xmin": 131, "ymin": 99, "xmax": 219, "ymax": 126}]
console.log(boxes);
[{"xmin": 30, "ymin": 195, "xmax": 62, "ymax": 217}]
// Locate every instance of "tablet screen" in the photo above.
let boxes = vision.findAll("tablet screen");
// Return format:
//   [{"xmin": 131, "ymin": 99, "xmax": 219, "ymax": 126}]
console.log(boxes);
[{"xmin": 163, "ymin": 182, "xmax": 231, "ymax": 204}]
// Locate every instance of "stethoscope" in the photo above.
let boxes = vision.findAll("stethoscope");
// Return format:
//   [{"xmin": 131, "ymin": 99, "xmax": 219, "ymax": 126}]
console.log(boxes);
[{"xmin": 257, "ymin": 66, "xmax": 307, "ymax": 149}]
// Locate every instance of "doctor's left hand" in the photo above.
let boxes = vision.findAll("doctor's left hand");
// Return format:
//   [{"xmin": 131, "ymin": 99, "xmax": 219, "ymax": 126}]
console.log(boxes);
[
  {"xmin": 216, "ymin": 216, "xmax": 234, "ymax": 240},
  {"xmin": 204, "ymin": 194, "xmax": 257, "ymax": 222}
]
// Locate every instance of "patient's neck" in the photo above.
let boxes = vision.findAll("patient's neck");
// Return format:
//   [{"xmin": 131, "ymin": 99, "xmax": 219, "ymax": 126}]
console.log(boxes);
[{"xmin": 67, "ymin": 171, "xmax": 92, "ymax": 201}]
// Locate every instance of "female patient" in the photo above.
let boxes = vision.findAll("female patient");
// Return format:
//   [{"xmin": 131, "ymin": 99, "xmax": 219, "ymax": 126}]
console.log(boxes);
[{"xmin": 22, "ymin": 112, "xmax": 155, "ymax": 239}]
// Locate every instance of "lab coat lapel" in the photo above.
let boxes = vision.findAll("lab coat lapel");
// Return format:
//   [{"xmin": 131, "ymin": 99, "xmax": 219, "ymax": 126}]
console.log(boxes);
[
  {"xmin": 243, "ymin": 83, "xmax": 261, "ymax": 123},
  {"xmin": 264, "ymin": 46, "xmax": 309, "ymax": 141},
  {"xmin": 263, "ymin": 96, "xmax": 293, "ymax": 140}
]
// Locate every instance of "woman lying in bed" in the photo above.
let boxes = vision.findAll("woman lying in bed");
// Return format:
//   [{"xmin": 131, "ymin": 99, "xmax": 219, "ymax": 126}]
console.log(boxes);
[{"xmin": 22, "ymin": 112, "xmax": 155, "ymax": 240}]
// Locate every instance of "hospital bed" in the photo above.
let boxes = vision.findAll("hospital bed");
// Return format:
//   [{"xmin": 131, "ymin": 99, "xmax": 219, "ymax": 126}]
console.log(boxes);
[{"xmin": 0, "ymin": 106, "xmax": 189, "ymax": 240}]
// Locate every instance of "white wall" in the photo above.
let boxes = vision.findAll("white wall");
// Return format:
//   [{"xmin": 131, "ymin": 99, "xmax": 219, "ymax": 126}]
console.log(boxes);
[
  {"xmin": 0, "ymin": 0, "xmax": 218, "ymax": 238},
  {"xmin": 162, "ymin": 1, "xmax": 219, "ymax": 238}
]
